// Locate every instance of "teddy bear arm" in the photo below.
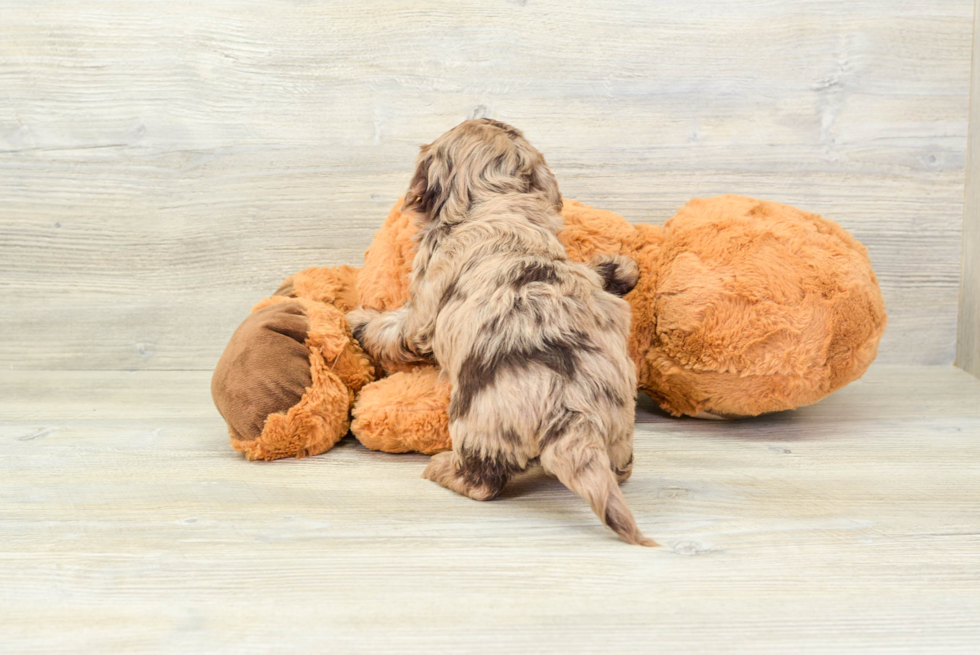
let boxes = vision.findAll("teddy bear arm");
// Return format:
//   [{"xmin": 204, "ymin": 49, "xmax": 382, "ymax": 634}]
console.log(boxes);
[{"xmin": 273, "ymin": 265, "xmax": 361, "ymax": 312}]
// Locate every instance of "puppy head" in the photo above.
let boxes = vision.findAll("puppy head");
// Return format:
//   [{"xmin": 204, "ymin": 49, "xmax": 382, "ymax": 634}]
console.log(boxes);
[{"xmin": 402, "ymin": 119, "xmax": 562, "ymax": 225}]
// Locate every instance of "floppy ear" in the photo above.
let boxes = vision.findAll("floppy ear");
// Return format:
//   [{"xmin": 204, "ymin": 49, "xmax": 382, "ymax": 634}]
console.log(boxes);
[
  {"xmin": 528, "ymin": 160, "xmax": 563, "ymax": 213},
  {"xmin": 402, "ymin": 146, "xmax": 443, "ymax": 223}
]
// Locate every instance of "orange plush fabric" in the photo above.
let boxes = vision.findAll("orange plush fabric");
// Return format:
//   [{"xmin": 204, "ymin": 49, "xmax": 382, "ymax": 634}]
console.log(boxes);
[
  {"xmin": 351, "ymin": 367, "xmax": 453, "ymax": 454},
  {"xmin": 237, "ymin": 295, "xmax": 376, "ymax": 460},
  {"xmin": 349, "ymin": 195, "xmax": 885, "ymax": 453},
  {"xmin": 212, "ymin": 268, "xmax": 377, "ymax": 460},
  {"xmin": 358, "ymin": 199, "xmax": 417, "ymax": 312},
  {"xmin": 211, "ymin": 195, "xmax": 886, "ymax": 459},
  {"xmin": 631, "ymin": 195, "xmax": 886, "ymax": 417}
]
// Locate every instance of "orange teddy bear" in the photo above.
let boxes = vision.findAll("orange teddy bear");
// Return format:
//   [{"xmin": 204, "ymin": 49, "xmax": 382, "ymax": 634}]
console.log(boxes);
[{"xmin": 211, "ymin": 194, "xmax": 886, "ymax": 461}]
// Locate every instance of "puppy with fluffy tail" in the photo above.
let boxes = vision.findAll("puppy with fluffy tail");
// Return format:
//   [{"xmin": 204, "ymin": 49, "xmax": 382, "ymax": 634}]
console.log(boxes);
[{"xmin": 348, "ymin": 119, "xmax": 656, "ymax": 546}]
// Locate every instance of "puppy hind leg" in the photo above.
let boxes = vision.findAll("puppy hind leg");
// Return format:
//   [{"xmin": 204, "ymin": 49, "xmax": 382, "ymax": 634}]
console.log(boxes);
[
  {"xmin": 608, "ymin": 439, "xmax": 635, "ymax": 484},
  {"xmin": 422, "ymin": 447, "xmax": 521, "ymax": 502},
  {"xmin": 605, "ymin": 421, "xmax": 637, "ymax": 484}
]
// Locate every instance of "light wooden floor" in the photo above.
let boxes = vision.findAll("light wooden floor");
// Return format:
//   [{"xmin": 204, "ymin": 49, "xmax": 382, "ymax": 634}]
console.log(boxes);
[{"xmin": 1, "ymin": 365, "xmax": 978, "ymax": 654}]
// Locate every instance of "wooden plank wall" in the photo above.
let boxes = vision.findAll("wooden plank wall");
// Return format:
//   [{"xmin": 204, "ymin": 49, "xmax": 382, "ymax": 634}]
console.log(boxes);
[
  {"xmin": 0, "ymin": 1, "xmax": 973, "ymax": 370},
  {"xmin": 958, "ymin": 0, "xmax": 980, "ymax": 378}
]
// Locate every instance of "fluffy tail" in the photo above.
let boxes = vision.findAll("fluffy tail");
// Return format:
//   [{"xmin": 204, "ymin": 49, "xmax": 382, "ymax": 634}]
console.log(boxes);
[{"xmin": 540, "ymin": 418, "xmax": 657, "ymax": 547}]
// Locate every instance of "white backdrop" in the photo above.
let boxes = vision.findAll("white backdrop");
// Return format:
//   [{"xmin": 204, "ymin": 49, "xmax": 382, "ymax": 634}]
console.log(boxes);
[{"xmin": 0, "ymin": 0, "xmax": 973, "ymax": 369}]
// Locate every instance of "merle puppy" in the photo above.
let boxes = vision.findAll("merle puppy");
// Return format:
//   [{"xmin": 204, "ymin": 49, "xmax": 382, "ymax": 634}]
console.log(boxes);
[{"xmin": 347, "ymin": 119, "xmax": 655, "ymax": 546}]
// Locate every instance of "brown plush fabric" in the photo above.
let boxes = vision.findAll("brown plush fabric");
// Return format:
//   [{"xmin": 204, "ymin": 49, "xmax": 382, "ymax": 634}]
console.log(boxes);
[
  {"xmin": 227, "ymin": 296, "xmax": 377, "ymax": 460},
  {"xmin": 211, "ymin": 302, "xmax": 313, "ymax": 442},
  {"xmin": 211, "ymin": 267, "xmax": 378, "ymax": 461},
  {"xmin": 273, "ymin": 279, "xmax": 295, "ymax": 297}
]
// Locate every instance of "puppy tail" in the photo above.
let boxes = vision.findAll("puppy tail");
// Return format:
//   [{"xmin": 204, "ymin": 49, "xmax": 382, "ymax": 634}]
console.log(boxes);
[{"xmin": 540, "ymin": 418, "xmax": 657, "ymax": 547}]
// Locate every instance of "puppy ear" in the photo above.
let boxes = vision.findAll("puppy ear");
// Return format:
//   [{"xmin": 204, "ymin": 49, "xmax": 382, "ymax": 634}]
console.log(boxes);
[
  {"xmin": 402, "ymin": 146, "xmax": 442, "ymax": 222},
  {"xmin": 527, "ymin": 160, "xmax": 563, "ymax": 213}
]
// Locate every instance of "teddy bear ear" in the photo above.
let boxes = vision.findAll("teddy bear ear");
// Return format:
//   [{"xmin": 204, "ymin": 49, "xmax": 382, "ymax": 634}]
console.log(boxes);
[{"xmin": 402, "ymin": 145, "xmax": 442, "ymax": 223}]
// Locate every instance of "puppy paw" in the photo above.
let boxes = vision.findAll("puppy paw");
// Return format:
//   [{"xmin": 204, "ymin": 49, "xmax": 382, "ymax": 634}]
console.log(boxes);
[
  {"xmin": 423, "ymin": 451, "xmax": 505, "ymax": 501},
  {"xmin": 422, "ymin": 451, "xmax": 455, "ymax": 484},
  {"xmin": 345, "ymin": 307, "xmax": 379, "ymax": 344},
  {"xmin": 613, "ymin": 453, "xmax": 634, "ymax": 484},
  {"xmin": 590, "ymin": 254, "xmax": 639, "ymax": 296}
]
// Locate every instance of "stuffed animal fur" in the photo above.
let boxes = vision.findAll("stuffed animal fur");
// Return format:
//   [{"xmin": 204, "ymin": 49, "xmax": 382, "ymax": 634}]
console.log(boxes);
[{"xmin": 211, "ymin": 194, "xmax": 886, "ymax": 460}]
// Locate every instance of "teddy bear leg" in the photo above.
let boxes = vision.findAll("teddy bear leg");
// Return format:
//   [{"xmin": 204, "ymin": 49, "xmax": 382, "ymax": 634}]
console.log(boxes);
[
  {"xmin": 211, "ymin": 301, "xmax": 347, "ymax": 460},
  {"xmin": 212, "ymin": 296, "xmax": 374, "ymax": 460},
  {"xmin": 350, "ymin": 367, "xmax": 452, "ymax": 454},
  {"xmin": 245, "ymin": 351, "xmax": 354, "ymax": 461}
]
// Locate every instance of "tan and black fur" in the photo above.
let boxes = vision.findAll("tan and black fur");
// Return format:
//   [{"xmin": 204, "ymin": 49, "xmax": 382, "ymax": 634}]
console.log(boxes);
[{"xmin": 347, "ymin": 119, "xmax": 655, "ymax": 546}]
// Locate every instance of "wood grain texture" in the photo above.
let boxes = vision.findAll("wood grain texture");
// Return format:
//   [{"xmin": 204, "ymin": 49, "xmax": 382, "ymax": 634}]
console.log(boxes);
[
  {"xmin": 958, "ymin": 0, "xmax": 980, "ymax": 377},
  {"xmin": 0, "ymin": 0, "xmax": 974, "ymax": 369},
  {"xmin": 0, "ymin": 364, "xmax": 978, "ymax": 653}
]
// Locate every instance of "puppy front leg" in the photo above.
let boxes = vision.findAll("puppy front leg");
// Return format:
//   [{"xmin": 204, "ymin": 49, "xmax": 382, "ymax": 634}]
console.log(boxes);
[{"xmin": 347, "ymin": 306, "xmax": 427, "ymax": 367}]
